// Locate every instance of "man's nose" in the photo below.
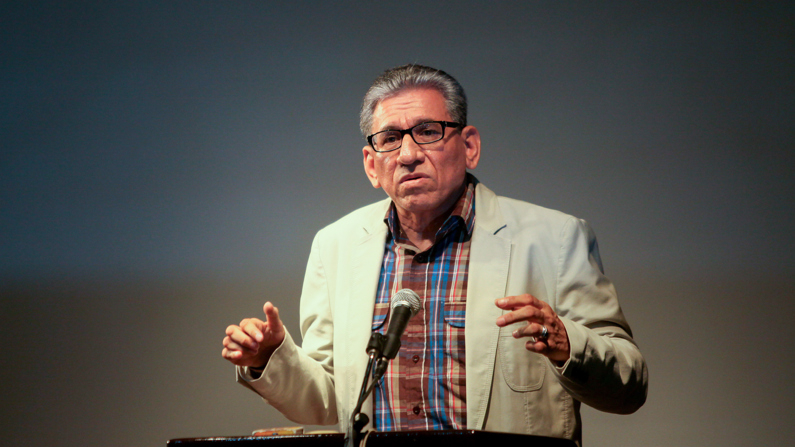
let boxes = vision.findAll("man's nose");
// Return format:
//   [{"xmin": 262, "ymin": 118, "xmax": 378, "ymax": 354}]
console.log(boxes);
[{"xmin": 397, "ymin": 133, "xmax": 424, "ymax": 164}]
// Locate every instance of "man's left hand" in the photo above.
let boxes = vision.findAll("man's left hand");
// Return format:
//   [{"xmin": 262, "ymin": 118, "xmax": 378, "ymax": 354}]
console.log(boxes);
[{"xmin": 495, "ymin": 294, "xmax": 570, "ymax": 365}]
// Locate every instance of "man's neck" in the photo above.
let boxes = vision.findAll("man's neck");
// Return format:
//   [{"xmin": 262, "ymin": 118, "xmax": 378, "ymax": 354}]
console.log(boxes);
[
  {"xmin": 395, "ymin": 184, "xmax": 466, "ymax": 252},
  {"xmin": 397, "ymin": 212, "xmax": 448, "ymax": 252}
]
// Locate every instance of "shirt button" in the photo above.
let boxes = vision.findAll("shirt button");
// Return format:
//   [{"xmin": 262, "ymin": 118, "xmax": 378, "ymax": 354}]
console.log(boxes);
[
  {"xmin": 412, "ymin": 355, "xmax": 420, "ymax": 363},
  {"xmin": 412, "ymin": 405, "xmax": 421, "ymax": 415}
]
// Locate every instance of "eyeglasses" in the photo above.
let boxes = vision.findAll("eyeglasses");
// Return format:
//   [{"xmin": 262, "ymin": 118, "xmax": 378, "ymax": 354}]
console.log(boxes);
[{"xmin": 367, "ymin": 121, "xmax": 462, "ymax": 153}]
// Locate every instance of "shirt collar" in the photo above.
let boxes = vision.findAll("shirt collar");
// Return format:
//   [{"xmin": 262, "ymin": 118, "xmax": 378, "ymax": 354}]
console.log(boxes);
[{"xmin": 384, "ymin": 174, "xmax": 477, "ymax": 243}]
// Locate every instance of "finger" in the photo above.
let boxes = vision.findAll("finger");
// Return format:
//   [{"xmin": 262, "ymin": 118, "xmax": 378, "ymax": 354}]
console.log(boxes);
[
  {"xmin": 263, "ymin": 302, "xmax": 284, "ymax": 334},
  {"xmin": 512, "ymin": 322, "xmax": 545, "ymax": 339},
  {"xmin": 240, "ymin": 318, "xmax": 266, "ymax": 343},
  {"xmin": 228, "ymin": 325, "xmax": 260, "ymax": 351},
  {"xmin": 525, "ymin": 338, "xmax": 549, "ymax": 354},
  {"xmin": 223, "ymin": 336, "xmax": 249, "ymax": 353},
  {"xmin": 222, "ymin": 347, "xmax": 243, "ymax": 360},
  {"xmin": 496, "ymin": 305, "xmax": 544, "ymax": 327},
  {"xmin": 495, "ymin": 294, "xmax": 541, "ymax": 310}
]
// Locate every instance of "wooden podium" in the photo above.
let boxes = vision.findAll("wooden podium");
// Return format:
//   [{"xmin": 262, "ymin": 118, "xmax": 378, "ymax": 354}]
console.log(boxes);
[{"xmin": 168, "ymin": 430, "xmax": 576, "ymax": 447}]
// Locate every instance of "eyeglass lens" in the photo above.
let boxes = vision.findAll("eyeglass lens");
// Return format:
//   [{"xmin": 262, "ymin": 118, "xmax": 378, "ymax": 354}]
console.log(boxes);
[{"xmin": 373, "ymin": 122, "xmax": 445, "ymax": 152}]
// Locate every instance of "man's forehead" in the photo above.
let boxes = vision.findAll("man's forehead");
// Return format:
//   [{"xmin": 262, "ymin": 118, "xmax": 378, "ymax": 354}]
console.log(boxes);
[{"xmin": 371, "ymin": 88, "xmax": 450, "ymax": 131}]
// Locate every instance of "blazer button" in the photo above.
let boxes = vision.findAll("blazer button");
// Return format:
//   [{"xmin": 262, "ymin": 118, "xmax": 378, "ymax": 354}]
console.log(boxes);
[
  {"xmin": 412, "ymin": 355, "xmax": 420, "ymax": 363},
  {"xmin": 412, "ymin": 405, "xmax": 421, "ymax": 415}
]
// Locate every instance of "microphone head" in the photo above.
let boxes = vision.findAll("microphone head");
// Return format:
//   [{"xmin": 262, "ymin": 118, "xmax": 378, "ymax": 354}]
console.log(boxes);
[{"xmin": 390, "ymin": 289, "xmax": 421, "ymax": 317}]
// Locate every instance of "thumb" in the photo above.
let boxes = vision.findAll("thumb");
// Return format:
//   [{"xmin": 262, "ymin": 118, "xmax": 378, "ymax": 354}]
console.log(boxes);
[{"xmin": 262, "ymin": 302, "xmax": 284, "ymax": 334}]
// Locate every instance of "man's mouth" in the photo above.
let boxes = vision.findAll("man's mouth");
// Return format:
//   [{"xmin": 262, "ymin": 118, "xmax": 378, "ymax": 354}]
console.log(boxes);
[{"xmin": 399, "ymin": 173, "xmax": 428, "ymax": 185}]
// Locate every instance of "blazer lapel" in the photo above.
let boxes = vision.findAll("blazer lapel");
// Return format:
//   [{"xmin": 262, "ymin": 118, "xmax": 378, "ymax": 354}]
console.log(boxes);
[
  {"xmin": 466, "ymin": 182, "xmax": 511, "ymax": 429},
  {"xmin": 341, "ymin": 201, "xmax": 389, "ymax": 430}
]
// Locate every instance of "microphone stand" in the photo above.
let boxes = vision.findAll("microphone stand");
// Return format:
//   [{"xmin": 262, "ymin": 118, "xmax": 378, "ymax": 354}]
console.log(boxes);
[{"xmin": 345, "ymin": 332, "xmax": 385, "ymax": 447}]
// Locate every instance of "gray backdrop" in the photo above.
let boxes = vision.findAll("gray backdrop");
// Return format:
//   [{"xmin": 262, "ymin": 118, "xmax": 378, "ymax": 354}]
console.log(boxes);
[{"xmin": 2, "ymin": 2, "xmax": 793, "ymax": 447}]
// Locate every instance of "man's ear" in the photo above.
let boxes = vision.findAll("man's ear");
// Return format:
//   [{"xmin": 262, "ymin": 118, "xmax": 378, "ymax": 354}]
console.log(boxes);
[
  {"xmin": 461, "ymin": 125, "xmax": 481, "ymax": 170},
  {"xmin": 362, "ymin": 146, "xmax": 381, "ymax": 188}
]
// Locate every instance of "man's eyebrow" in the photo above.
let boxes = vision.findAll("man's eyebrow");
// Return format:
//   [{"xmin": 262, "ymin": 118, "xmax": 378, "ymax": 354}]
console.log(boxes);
[{"xmin": 377, "ymin": 117, "xmax": 437, "ymax": 132}]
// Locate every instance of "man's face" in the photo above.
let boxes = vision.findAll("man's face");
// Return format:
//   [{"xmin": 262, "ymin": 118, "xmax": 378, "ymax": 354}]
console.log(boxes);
[{"xmin": 362, "ymin": 88, "xmax": 480, "ymax": 221}]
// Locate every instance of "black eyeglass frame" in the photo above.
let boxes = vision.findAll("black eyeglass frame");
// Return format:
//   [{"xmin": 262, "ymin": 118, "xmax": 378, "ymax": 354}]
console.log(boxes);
[{"xmin": 366, "ymin": 121, "xmax": 462, "ymax": 153}]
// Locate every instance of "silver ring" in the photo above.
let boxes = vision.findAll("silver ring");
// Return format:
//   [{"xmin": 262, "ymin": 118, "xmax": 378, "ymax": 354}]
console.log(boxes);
[{"xmin": 539, "ymin": 325, "xmax": 549, "ymax": 339}]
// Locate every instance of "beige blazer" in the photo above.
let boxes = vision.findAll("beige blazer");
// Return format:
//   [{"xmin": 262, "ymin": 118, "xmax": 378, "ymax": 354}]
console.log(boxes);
[{"xmin": 238, "ymin": 181, "xmax": 647, "ymax": 444}]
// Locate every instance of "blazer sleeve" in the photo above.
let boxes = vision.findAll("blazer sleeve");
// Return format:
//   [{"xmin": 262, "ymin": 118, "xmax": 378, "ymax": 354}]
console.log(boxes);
[
  {"xmin": 235, "ymin": 231, "xmax": 339, "ymax": 425},
  {"xmin": 550, "ymin": 217, "xmax": 649, "ymax": 414}
]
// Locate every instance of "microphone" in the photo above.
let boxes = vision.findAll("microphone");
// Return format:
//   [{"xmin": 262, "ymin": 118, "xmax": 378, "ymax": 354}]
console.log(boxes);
[
  {"xmin": 347, "ymin": 289, "xmax": 421, "ymax": 447},
  {"xmin": 373, "ymin": 289, "xmax": 421, "ymax": 378}
]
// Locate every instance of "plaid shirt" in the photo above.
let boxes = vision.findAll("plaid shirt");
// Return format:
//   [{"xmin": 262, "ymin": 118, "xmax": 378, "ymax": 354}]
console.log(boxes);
[{"xmin": 371, "ymin": 179, "xmax": 475, "ymax": 431}]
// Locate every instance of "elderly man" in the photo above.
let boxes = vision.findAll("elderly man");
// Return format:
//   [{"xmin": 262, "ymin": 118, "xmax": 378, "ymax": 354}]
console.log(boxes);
[{"xmin": 222, "ymin": 64, "xmax": 647, "ymax": 444}]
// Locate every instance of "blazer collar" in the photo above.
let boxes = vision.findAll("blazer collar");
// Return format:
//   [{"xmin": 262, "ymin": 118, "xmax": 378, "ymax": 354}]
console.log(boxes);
[{"xmin": 473, "ymin": 178, "xmax": 510, "ymax": 238}]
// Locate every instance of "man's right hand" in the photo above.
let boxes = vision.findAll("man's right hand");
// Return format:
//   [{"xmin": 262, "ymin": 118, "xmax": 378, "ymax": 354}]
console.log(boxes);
[{"xmin": 222, "ymin": 302, "xmax": 285, "ymax": 369}]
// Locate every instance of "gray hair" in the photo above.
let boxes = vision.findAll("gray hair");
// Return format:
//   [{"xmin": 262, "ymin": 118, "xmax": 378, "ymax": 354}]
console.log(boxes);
[{"xmin": 359, "ymin": 64, "xmax": 467, "ymax": 138}]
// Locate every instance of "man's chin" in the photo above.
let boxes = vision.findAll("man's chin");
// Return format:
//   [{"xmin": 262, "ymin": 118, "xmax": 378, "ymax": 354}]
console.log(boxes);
[{"xmin": 394, "ymin": 195, "xmax": 444, "ymax": 215}]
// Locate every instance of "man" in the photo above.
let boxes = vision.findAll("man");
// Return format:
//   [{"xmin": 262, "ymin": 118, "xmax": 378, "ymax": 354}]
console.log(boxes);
[{"xmin": 222, "ymin": 64, "xmax": 647, "ymax": 444}]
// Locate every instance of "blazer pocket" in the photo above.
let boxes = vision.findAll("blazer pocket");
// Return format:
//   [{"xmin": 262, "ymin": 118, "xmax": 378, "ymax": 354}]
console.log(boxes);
[{"xmin": 498, "ymin": 325, "xmax": 546, "ymax": 392}]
